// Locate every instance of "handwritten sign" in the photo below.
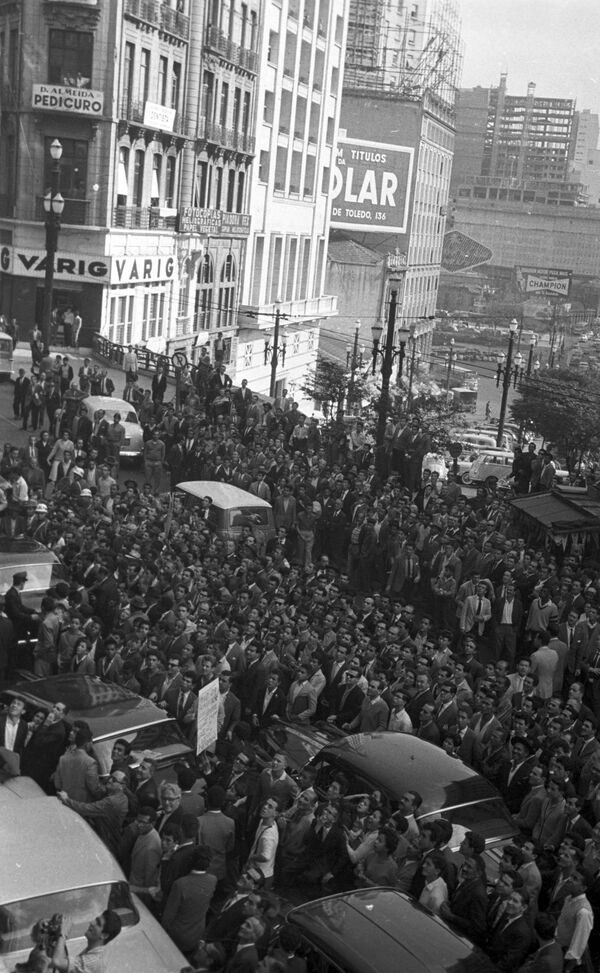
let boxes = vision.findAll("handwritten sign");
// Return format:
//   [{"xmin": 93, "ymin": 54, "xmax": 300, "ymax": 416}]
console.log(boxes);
[{"xmin": 196, "ymin": 679, "xmax": 220, "ymax": 755}]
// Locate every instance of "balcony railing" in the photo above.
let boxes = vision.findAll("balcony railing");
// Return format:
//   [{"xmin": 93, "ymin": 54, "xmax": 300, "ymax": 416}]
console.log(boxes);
[
  {"xmin": 123, "ymin": 0, "xmax": 160, "ymax": 26},
  {"xmin": 204, "ymin": 25, "xmax": 258, "ymax": 74},
  {"xmin": 119, "ymin": 96, "xmax": 145, "ymax": 123},
  {"xmin": 112, "ymin": 205, "xmax": 177, "ymax": 230},
  {"xmin": 36, "ymin": 197, "xmax": 92, "ymax": 226},
  {"xmin": 160, "ymin": 3, "xmax": 190, "ymax": 39},
  {"xmin": 197, "ymin": 116, "xmax": 255, "ymax": 154}
]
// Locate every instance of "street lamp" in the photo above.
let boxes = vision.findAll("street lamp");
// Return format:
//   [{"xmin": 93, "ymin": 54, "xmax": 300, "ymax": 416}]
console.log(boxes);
[
  {"xmin": 41, "ymin": 139, "xmax": 64, "ymax": 351},
  {"xmin": 371, "ymin": 289, "xmax": 406, "ymax": 448},
  {"xmin": 495, "ymin": 318, "xmax": 519, "ymax": 447},
  {"xmin": 526, "ymin": 334, "xmax": 538, "ymax": 376},
  {"xmin": 346, "ymin": 319, "xmax": 362, "ymax": 411}
]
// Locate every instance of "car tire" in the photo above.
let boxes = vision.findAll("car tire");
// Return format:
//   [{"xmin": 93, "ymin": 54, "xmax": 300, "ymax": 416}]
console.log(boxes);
[{"xmin": 461, "ymin": 472, "xmax": 471, "ymax": 484}]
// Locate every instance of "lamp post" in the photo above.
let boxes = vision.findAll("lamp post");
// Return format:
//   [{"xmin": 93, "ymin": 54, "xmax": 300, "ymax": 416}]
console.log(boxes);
[
  {"xmin": 495, "ymin": 318, "xmax": 519, "ymax": 448},
  {"xmin": 346, "ymin": 318, "xmax": 361, "ymax": 411},
  {"xmin": 407, "ymin": 331, "xmax": 419, "ymax": 408},
  {"xmin": 371, "ymin": 289, "xmax": 397, "ymax": 449},
  {"xmin": 41, "ymin": 139, "xmax": 64, "ymax": 350},
  {"xmin": 445, "ymin": 337, "xmax": 457, "ymax": 392},
  {"xmin": 526, "ymin": 334, "xmax": 538, "ymax": 376},
  {"xmin": 269, "ymin": 300, "xmax": 282, "ymax": 397}
]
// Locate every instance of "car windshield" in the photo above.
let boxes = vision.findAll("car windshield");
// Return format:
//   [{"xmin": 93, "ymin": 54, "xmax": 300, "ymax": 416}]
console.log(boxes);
[
  {"xmin": 11, "ymin": 676, "xmax": 135, "ymax": 709},
  {"xmin": 230, "ymin": 506, "xmax": 271, "ymax": 527},
  {"xmin": 0, "ymin": 881, "xmax": 138, "ymax": 957},
  {"xmin": 92, "ymin": 720, "xmax": 192, "ymax": 776},
  {"xmin": 97, "ymin": 409, "xmax": 138, "ymax": 424},
  {"xmin": 256, "ymin": 726, "xmax": 326, "ymax": 772}
]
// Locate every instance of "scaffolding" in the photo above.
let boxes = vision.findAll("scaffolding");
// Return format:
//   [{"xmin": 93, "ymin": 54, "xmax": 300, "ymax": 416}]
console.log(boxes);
[{"xmin": 344, "ymin": 0, "xmax": 463, "ymax": 109}]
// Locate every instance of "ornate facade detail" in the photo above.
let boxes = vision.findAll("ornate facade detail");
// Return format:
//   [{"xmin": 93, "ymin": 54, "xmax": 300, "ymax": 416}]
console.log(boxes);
[{"xmin": 42, "ymin": 0, "xmax": 102, "ymax": 30}]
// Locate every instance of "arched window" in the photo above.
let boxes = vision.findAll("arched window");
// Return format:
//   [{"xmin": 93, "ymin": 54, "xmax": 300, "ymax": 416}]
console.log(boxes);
[
  {"xmin": 218, "ymin": 254, "xmax": 236, "ymax": 329},
  {"xmin": 194, "ymin": 253, "xmax": 213, "ymax": 330}
]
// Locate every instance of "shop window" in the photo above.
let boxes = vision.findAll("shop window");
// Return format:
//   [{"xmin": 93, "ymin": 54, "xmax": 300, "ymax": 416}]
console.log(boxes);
[
  {"xmin": 218, "ymin": 254, "xmax": 236, "ymax": 328},
  {"xmin": 194, "ymin": 253, "xmax": 214, "ymax": 330}
]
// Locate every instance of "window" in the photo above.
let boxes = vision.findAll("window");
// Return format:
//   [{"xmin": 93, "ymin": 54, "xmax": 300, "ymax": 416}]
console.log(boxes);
[
  {"xmin": 314, "ymin": 237, "xmax": 325, "ymax": 297},
  {"xmin": 194, "ymin": 160, "xmax": 210, "ymax": 208},
  {"xmin": 171, "ymin": 62, "xmax": 181, "ymax": 111},
  {"xmin": 243, "ymin": 343, "xmax": 253, "ymax": 368},
  {"xmin": 251, "ymin": 236, "xmax": 264, "ymax": 305},
  {"xmin": 236, "ymin": 170, "xmax": 245, "ymax": 212},
  {"xmin": 242, "ymin": 91, "xmax": 251, "ymax": 132},
  {"xmin": 233, "ymin": 87, "xmax": 241, "ymax": 130},
  {"xmin": 48, "ymin": 30, "xmax": 93, "ymax": 87},
  {"xmin": 165, "ymin": 155, "xmax": 176, "ymax": 207},
  {"xmin": 45, "ymin": 137, "xmax": 88, "ymax": 200},
  {"xmin": 285, "ymin": 237, "xmax": 297, "ymax": 301},
  {"xmin": 117, "ymin": 146, "xmax": 129, "ymax": 205},
  {"xmin": 215, "ymin": 166, "xmax": 223, "ymax": 209},
  {"xmin": 9, "ymin": 28, "xmax": 18, "ymax": 88},
  {"xmin": 109, "ymin": 290, "xmax": 134, "ymax": 345},
  {"xmin": 194, "ymin": 254, "xmax": 213, "ymax": 330},
  {"xmin": 299, "ymin": 238, "xmax": 311, "ymax": 298},
  {"xmin": 158, "ymin": 56, "xmax": 168, "ymax": 105},
  {"xmin": 219, "ymin": 82, "xmax": 229, "ymax": 127},
  {"xmin": 132, "ymin": 149, "xmax": 145, "ymax": 207},
  {"xmin": 269, "ymin": 236, "xmax": 283, "ymax": 304},
  {"xmin": 151, "ymin": 154, "xmax": 161, "ymax": 204},
  {"xmin": 142, "ymin": 290, "xmax": 165, "ymax": 341},
  {"xmin": 264, "ymin": 90, "xmax": 274, "ymax": 124},
  {"xmin": 240, "ymin": 3, "xmax": 248, "ymax": 47},
  {"xmin": 218, "ymin": 254, "xmax": 236, "ymax": 328},
  {"xmin": 258, "ymin": 151, "xmax": 269, "ymax": 183},
  {"xmin": 226, "ymin": 169, "xmax": 236, "ymax": 211},
  {"xmin": 123, "ymin": 43, "xmax": 135, "ymax": 107},
  {"xmin": 139, "ymin": 48, "xmax": 150, "ymax": 103}
]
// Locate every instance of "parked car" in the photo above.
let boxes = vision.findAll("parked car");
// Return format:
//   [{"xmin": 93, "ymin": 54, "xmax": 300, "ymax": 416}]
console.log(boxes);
[
  {"xmin": 0, "ymin": 674, "xmax": 193, "ymax": 776},
  {"xmin": 287, "ymin": 888, "xmax": 497, "ymax": 973},
  {"xmin": 63, "ymin": 392, "xmax": 144, "ymax": 461},
  {"xmin": 260, "ymin": 729, "xmax": 515, "ymax": 852},
  {"xmin": 0, "ymin": 787, "xmax": 187, "ymax": 973},
  {"xmin": 461, "ymin": 450, "xmax": 515, "ymax": 487},
  {"xmin": 176, "ymin": 480, "xmax": 276, "ymax": 545},
  {"xmin": 0, "ymin": 537, "xmax": 66, "ymax": 610}
]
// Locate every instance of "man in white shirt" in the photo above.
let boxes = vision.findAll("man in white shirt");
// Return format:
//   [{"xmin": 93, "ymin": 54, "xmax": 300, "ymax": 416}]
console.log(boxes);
[
  {"xmin": 0, "ymin": 696, "xmax": 29, "ymax": 774},
  {"xmin": 556, "ymin": 871, "xmax": 594, "ymax": 971},
  {"xmin": 245, "ymin": 797, "xmax": 279, "ymax": 889}
]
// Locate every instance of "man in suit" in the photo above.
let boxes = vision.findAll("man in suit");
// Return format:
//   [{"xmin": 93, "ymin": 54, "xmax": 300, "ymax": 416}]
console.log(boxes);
[
  {"xmin": 152, "ymin": 655, "xmax": 183, "ymax": 717},
  {"xmin": 439, "ymin": 856, "xmax": 488, "ymax": 945},
  {"xmin": 344, "ymin": 678, "xmax": 389, "ymax": 732},
  {"xmin": 497, "ymin": 736, "xmax": 536, "ymax": 813},
  {"xmin": 0, "ymin": 696, "xmax": 29, "ymax": 775},
  {"xmin": 174, "ymin": 670, "xmax": 198, "ymax": 738},
  {"xmin": 493, "ymin": 582, "xmax": 524, "ymax": 666},
  {"xmin": 518, "ymin": 912, "xmax": 564, "ymax": 973},
  {"xmin": 559, "ymin": 610, "xmax": 580, "ymax": 683},
  {"xmin": 197, "ymin": 785, "xmax": 236, "ymax": 884},
  {"xmin": 487, "ymin": 885, "xmax": 534, "ymax": 971},
  {"xmin": 217, "ymin": 672, "xmax": 241, "ymax": 742},
  {"xmin": 460, "ymin": 581, "xmax": 492, "ymax": 636},
  {"xmin": 286, "ymin": 665, "xmax": 317, "ymax": 725},
  {"xmin": 238, "ymin": 645, "xmax": 267, "ymax": 722},
  {"xmin": 13, "ymin": 368, "xmax": 30, "ymax": 419},
  {"xmin": 226, "ymin": 917, "xmax": 264, "ymax": 973},
  {"xmin": 273, "ymin": 485, "xmax": 297, "ymax": 528},
  {"xmin": 253, "ymin": 672, "xmax": 286, "ymax": 731},
  {"xmin": 232, "ymin": 379, "xmax": 252, "ymax": 426},
  {"xmin": 327, "ymin": 665, "xmax": 365, "ymax": 729},
  {"xmin": 303, "ymin": 803, "xmax": 350, "ymax": 889},
  {"xmin": 456, "ymin": 707, "xmax": 477, "ymax": 765},
  {"xmin": 130, "ymin": 757, "xmax": 160, "ymax": 815},
  {"xmin": 161, "ymin": 845, "xmax": 217, "ymax": 956},
  {"xmin": 4, "ymin": 571, "xmax": 39, "ymax": 640}
]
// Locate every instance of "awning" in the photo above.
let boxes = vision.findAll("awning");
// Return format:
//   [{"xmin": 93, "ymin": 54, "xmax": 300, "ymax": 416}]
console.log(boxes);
[{"xmin": 510, "ymin": 491, "xmax": 600, "ymax": 533}]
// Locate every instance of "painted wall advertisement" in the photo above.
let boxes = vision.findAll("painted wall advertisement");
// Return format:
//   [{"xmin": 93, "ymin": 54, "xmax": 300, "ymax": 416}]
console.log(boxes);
[
  {"xmin": 515, "ymin": 266, "xmax": 573, "ymax": 297},
  {"xmin": 330, "ymin": 137, "xmax": 414, "ymax": 234}
]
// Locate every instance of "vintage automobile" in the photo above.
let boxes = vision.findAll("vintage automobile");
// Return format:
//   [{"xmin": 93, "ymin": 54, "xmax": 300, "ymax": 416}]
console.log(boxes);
[{"xmin": 1, "ymin": 674, "xmax": 193, "ymax": 776}]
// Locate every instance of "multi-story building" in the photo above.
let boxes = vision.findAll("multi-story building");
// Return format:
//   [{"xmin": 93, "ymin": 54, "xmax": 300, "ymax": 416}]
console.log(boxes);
[
  {"xmin": 323, "ymin": 0, "xmax": 462, "ymax": 370},
  {"xmin": 451, "ymin": 75, "xmax": 581, "ymax": 205},
  {"xmin": 238, "ymin": 0, "xmax": 346, "ymax": 402},
  {"xmin": 569, "ymin": 109, "xmax": 600, "ymax": 207},
  {"xmin": 0, "ymin": 0, "xmax": 195, "ymax": 347}
]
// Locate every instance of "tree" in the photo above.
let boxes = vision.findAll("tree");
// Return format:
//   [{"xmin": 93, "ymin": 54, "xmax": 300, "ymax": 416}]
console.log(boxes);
[
  {"xmin": 510, "ymin": 369, "xmax": 600, "ymax": 470},
  {"xmin": 299, "ymin": 358, "xmax": 367, "ymax": 419}
]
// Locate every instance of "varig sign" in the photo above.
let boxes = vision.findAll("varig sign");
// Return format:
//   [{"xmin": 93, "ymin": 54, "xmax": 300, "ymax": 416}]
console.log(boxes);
[
  {"xmin": 515, "ymin": 266, "xmax": 572, "ymax": 297},
  {"xmin": 1, "ymin": 245, "xmax": 109, "ymax": 282},
  {"xmin": 330, "ymin": 137, "xmax": 414, "ymax": 234}
]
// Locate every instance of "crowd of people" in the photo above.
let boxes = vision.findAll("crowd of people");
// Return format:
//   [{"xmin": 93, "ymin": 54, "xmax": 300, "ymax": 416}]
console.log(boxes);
[{"xmin": 1, "ymin": 347, "xmax": 600, "ymax": 972}]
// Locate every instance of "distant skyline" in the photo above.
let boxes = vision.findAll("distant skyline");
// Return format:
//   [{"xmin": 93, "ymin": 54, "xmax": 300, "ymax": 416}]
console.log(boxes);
[{"xmin": 459, "ymin": 0, "xmax": 600, "ymax": 110}]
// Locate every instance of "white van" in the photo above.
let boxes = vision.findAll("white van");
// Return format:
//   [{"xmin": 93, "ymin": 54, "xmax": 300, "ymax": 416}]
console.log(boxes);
[
  {"xmin": 461, "ymin": 451, "xmax": 515, "ymax": 486},
  {"xmin": 176, "ymin": 480, "xmax": 276, "ymax": 544}
]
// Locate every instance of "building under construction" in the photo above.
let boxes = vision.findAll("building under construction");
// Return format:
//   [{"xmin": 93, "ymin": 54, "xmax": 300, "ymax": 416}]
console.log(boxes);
[{"xmin": 343, "ymin": 0, "xmax": 463, "ymax": 109}]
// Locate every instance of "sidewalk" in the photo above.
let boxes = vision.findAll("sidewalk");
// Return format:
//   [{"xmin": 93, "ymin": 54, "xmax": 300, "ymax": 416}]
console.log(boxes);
[{"xmin": 12, "ymin": 343, "xmax": 177, "ymax": 399}]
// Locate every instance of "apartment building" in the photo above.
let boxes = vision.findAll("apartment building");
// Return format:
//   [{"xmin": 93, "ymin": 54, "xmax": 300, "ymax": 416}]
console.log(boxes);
[{"xmin": 238, "ymin": 0, "xmax": 346, "ymax": 401}]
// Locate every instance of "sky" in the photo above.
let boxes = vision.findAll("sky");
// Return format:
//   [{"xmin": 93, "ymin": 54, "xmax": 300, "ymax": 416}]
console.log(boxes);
[{"xmin": 459, "ymin": 0, "xmax": 600, "ymax": 110}]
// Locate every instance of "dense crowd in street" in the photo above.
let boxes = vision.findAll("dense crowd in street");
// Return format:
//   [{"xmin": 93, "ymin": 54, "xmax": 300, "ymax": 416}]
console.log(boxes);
[{"xmin": 1, "ymin": 345, "xmax": 600, "ymax": 972}]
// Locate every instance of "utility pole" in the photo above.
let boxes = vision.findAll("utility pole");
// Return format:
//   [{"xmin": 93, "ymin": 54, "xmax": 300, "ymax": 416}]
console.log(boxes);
[
  {"xmin": 269, "ymin": 302, "xmax": 281, "ymax": 398},
  {"xmin": 375, "ymin": 289, "xmax": 397, "ymax": 449},
  {"xmin": 347, "ymin": 319, "xmax": 360, "ymax": 411},
  {"xmin": 526, "ymin": 334, "xmax": 537, "ymax": 376},
  {"xmin": 41, "ymin": 140, "xmax": 64, "ymax": 350},
  {"xmin": 407, "ymin": 335, "xmax": 417, "ymax": 408},
  {"xmin": 549, "ymin": 302, "xmax": 558, "ymax": 368},
  {"xmin": 496, "ymin": 319, "xmax": 518, "ymax": 447},
  {"xmin": 445, "ymin": 338, "xmax": 455, "ymax": 392}
]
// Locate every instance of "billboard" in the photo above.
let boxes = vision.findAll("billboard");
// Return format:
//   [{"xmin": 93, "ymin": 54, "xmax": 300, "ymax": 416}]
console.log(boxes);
[
  {"xmin": 32, "ymin": 84, "xmax": 104, "ymax": 116},
  {"xmin": 330, "ymin": 137, "xmax": 414, "ymax": 234},
  {"xmin": 515, "ymin": 266, "xmax": 572, "ymax": 297}
]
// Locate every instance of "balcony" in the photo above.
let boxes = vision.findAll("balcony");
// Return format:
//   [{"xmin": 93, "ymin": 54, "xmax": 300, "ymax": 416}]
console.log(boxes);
[
  {"xmin": 112, "ymin": 205, "xmax": 177, "ymax": 230},
  {"xmin": 120, "ymin": 96, "xmax": 145, "ymax": 123},
  {"xmin": 160, "ymin": 3, "xmax": 190, "ymax": 40},
  {"xmin": 248, "ymin": 295, "xmax": 338, "ymax": 322},
  {"xmin": 123, "ymin": 0, "xmax": 160, "ymax": 27},
  {"xmin": 36, "ymin": 197, "xmax": 92, "ymax": 226},
  {"xmin": 196, "ymin": 116, "xmax": 255, "ymax": 155},
  {"xmin": 204, "ymin": 25, "xmax": 258, "ymax": 74}
]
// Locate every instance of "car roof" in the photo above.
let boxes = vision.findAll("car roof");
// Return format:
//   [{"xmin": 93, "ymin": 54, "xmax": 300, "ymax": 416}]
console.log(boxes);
[
  {"xmin": 288, "ymin": 889, "xmax": 497, "ymax": 973},
  {"xmin": 84, "ymin": 395, "xmax": 138, "ymax": 415},
  {"xmin": 318, "ymin": 732, "xmax": 504, "ymax": 812},
  {"xmin": 1, "ymin": 796, "xmax": 123, "ymax": 903},
  {"xmin": 176, "ymin": 480, "xmax": 272, "ymax": 509},
  {"xmin": 0, "ymin": 537, "xmax": 59, "ymax": 563},
  {"xmin": 4, "ymin": 674, "xmax": 173, "ymax": 740}
]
